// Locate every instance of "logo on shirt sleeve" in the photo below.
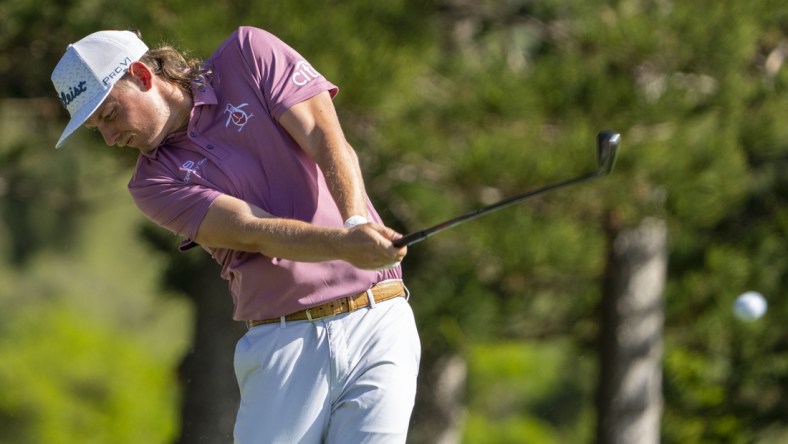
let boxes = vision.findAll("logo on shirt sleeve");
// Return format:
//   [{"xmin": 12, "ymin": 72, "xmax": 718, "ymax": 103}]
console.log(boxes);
[
  {"xmin": 224, "ymin": 103, "xmax": 254, "ymax": 132},
  {"xmin": 291, "ymin": 61, "xmax": 321, "ymax": 86}
]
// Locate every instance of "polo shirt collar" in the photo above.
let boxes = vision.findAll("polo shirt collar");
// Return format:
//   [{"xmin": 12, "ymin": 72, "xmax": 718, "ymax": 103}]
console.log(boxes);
[
  {"xmin": 192, "ymin": 81, "xmax": 218, "ymax": 107},
  {"xmin": 142, "ymin": 81, "xmax": 218, "ymax": 159}
]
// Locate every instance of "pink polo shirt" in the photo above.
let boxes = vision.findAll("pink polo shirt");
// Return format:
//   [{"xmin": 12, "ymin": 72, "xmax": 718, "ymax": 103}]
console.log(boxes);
[{"xmin": 128, "ymin": 27, "xmax": 401, "ymax": 321}]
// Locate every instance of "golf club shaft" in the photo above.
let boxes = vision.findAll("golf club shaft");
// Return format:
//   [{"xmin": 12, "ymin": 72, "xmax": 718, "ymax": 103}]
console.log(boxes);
[{"xmin": 393, "ymin": 171, "xmax": 599, "ymax": 248}]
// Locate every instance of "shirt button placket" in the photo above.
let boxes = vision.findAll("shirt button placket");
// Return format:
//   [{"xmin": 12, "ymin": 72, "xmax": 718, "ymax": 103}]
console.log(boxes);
[{"xmin": 189, "ymin": 131, "xmax": 214, "ymax": 151}]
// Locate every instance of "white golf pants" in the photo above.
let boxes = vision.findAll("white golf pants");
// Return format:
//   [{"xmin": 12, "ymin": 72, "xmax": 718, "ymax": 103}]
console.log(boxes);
[{"xmin": 233, "ymin": 296, "xmax": 421, "ymax": 443}]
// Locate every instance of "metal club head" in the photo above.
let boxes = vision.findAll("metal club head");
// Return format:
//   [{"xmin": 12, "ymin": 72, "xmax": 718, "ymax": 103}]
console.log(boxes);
[{"xmin": 596, "ymin": 130, "xmax": 621, "ymax": 177}]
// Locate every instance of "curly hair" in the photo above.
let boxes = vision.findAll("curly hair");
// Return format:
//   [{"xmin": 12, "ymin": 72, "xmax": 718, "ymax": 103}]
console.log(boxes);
[{"xmin": 126, "ymin": 29, "xmax": 210, "ymax": 91}]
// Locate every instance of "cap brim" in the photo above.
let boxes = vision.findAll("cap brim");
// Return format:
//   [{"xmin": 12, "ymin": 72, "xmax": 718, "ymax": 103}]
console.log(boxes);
[{"xmin": 55, "ymin": 87, "xmax": 112, "ymax": 149}]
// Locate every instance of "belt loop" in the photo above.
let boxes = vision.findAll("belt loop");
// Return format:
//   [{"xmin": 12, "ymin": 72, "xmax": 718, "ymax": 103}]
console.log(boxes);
[
  {"xmin": 366, "ymin": 288, "xmax": 377, "ymax": 308},
  {"xmin": 279, "ymin": 316, "xmax": 286, "ymax": 328},
  {"xmin": 403, "ymin": 283, "xmax": 411, "ymax": 301},
  {"xmin": 306, "ymin": 309, "xmax": 313, "ymax": 322}
]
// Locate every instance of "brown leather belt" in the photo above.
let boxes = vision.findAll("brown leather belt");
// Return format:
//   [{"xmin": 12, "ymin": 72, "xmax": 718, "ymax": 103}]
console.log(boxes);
[{"xmin": 246, "ymin": 281, "xmax": 407, "ymax": 329}]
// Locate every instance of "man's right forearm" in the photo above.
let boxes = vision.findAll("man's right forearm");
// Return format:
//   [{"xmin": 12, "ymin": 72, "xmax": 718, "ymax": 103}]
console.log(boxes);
[
  {"xmin": 194, "ymin": 194, "xmax": 405, "ymax": 269},
  {"xmin": 194, "ymin": 194, "xmax": 344, "ymax": 261}
]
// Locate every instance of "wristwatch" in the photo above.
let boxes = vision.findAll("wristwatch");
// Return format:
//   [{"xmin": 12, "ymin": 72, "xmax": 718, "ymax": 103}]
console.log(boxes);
[{"xmin": 343, "ymin": 215, "xmax": 369, "ymax": 228}]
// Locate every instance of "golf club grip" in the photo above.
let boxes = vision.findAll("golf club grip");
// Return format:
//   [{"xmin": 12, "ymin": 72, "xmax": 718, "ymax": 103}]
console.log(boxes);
[{"xmin": 393, "ymin": 232, "xmax": 425, "ymax": 248}]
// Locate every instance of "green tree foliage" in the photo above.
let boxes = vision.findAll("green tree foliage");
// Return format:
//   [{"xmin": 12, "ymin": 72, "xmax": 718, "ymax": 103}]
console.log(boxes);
[
  {"xmin": 359, "ymin": 0, "xmax": 787, "ymax": 441},
  {"xmin": 0, "ymin": 57, "xmax": 190, "ymax": 443},
  {"xmin": 465, "ymin": 340, "xmax": 595, "ymax": 444},
  {"xmin": 0, "ymin": 129, "xmax": 191, "ymax": 443},
  {"xmin": 0, "ymin": 307, "xmax": 180, "ymax": 444}
]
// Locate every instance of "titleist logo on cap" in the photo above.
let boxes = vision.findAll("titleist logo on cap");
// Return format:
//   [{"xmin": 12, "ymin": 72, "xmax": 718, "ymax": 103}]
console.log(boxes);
[{"xmin": 59, "ymin": 80, "xmax": 88, "ymax": 108}]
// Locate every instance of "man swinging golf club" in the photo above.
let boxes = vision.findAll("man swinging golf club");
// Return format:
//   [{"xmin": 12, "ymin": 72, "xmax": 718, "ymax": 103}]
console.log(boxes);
[{"xmin": 52, "ymin": 26, "xmax": 419, "ymax": 443}]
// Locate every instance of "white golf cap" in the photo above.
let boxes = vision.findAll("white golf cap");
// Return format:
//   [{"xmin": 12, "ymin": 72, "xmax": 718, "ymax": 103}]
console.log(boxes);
[{"xmin": 51, "ymin": 30, "xmax": 149, "ymax": 149}]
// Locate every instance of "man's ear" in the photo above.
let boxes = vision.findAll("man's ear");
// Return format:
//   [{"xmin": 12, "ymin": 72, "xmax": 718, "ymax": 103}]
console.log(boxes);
[{"xmin": 127, "ymin": 61, "xmax": 153, "ymax": 90}]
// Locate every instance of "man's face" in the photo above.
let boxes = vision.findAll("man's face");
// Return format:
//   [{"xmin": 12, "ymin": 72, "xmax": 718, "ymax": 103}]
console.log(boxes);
[{"xmin": 84, "ymin": 77, "xmax": 171, "ymax": 155}]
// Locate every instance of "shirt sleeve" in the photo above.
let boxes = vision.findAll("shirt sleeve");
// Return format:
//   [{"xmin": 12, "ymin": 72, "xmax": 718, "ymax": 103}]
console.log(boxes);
[
  {"xmin": 128, "ymin": 164, "xmax": 222, "ymax": 242},
  {"xmin": 234, "ymin": 26, "xmax": 339, "ymax": 121}
]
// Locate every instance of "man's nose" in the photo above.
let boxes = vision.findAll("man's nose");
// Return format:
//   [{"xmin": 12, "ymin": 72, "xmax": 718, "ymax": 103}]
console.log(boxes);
[{"xmin": 98, "ymin": 123, "xmax": 119, "ymax": 146}]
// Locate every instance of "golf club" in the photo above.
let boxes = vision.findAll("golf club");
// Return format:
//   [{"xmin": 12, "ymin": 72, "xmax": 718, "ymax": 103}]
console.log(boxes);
[{"xmin": 392, "ymin": 130, "xmax": 621, "ymax": 248}]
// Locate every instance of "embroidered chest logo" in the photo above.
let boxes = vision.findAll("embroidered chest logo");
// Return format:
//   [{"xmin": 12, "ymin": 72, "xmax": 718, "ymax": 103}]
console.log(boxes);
[
  {"xmin": 224, "ymin": 103, "xmax": 254, "ymax": 132},
  {"xmin": 182, "ymin": 158, "xmax": 208, "ymax": 183}
]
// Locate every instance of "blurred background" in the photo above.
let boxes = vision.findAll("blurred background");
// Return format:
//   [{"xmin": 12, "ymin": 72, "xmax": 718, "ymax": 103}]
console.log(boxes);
[{"xmin": 1, "ymin": 0, "xmax": 786, "ymax": 443}]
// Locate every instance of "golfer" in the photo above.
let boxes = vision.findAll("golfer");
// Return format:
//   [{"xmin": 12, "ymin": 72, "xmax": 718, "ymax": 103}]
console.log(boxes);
[{"xmin": 51, "ymin": 26, "xmax": 420, "ymax": 443}]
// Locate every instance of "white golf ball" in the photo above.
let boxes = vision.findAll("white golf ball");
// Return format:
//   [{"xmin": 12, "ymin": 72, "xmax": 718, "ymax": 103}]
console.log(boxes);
[{"xmin": 733, "ymin": 291, "xmax": 767, "ymax": 321}]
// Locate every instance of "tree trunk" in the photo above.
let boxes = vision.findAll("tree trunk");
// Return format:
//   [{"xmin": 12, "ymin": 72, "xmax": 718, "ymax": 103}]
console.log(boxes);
[
  {"xmin": 408, "ymin": 351, "xmax": 467, "ymax": 444},
  {"xmin": 173, "ymin": 257, "xmax": 245, "ymax": 444},
  {"xmin": 596, "ymin": 217, "xmax": 667, "ymax": 444}
]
